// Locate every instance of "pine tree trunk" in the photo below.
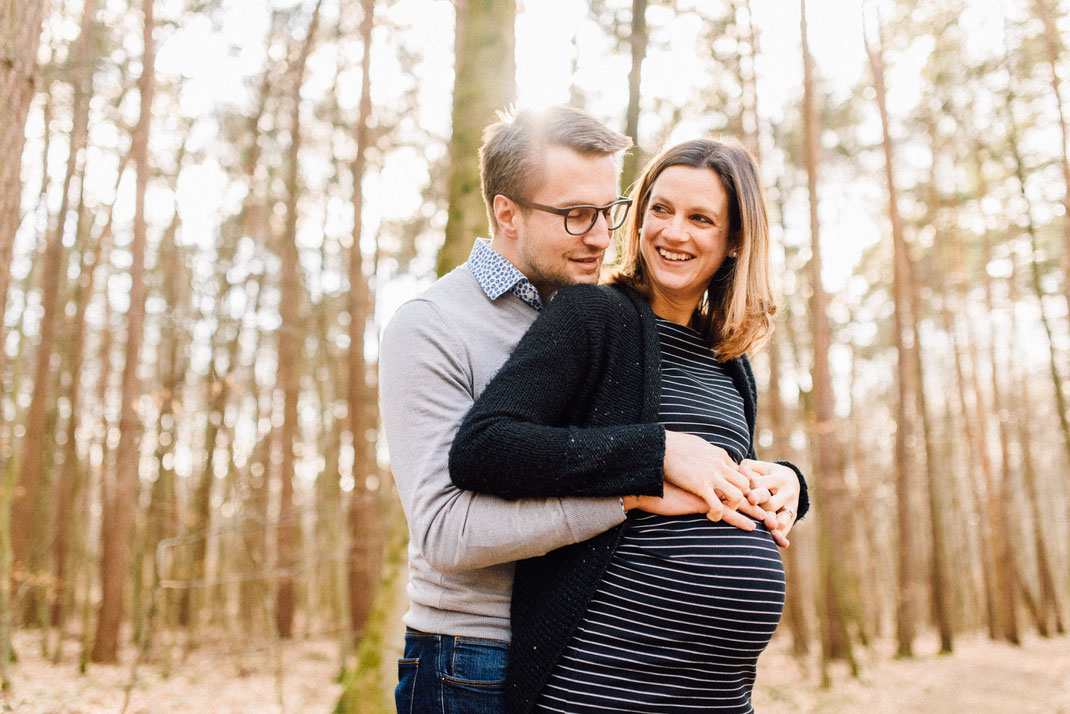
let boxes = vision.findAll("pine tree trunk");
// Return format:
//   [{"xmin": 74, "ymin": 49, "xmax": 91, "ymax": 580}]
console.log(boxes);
[
  {"xmin": 436, "ymin": 0, "xmax": 516, "ymax": 276},
  {"xmin": 1004, "ymin": 90, "xmax": 1068, "ymax": 643},
  {"xmin": 1032, "ymin": 0, "xmax": 1070, "ymax": 320},
  {"xmin": 915, "ymin": 114, "xmax": 954, "ymax": 652},
  {"xmin": 275, "ymin": 0, "xmax": 323, "ymax": 639},
  {"xmin": 12, "ymin": 0, "xmax": 95, "ymax": 616},
  {"xmin": 905, "ymin": 248, "xmax": 953, "ymax": 652},
  {"xmin": 143, "ymin": 193, "xmax": 187, "ymax": 643},
  {"xmin": 184, "ymin": 307, "xmax": 238, "ymax": 635},
  {"xmin": 845, "ymin": 343, "xmax": 883, "ymax": 643},
  {"xmin": 863, "ymin": 12, "xmax": 919, "ymax": 657},
  {"xmin": 768, "ymin": 330, "xmax": 811, "ymax": 656},
  {"xmin": 0, "ymin": 0, "xmax": 46, "ymax": 388},
  {"xmin": 765, "ymin": 165, "xmax": 812, "ymax": 657},
  {"xmin": 620, "ymin": 0, "xmax": 647, "ymax": 192},
  {"xmin": 345, "ymin": 0, "xmax": 381, "ymax": 643},
  {"xmin": 92, "ymin": 0, "xmax": 156, "ymax": 662},
  {"xmin": 51, "ymin": 111, "xmax": 104, "ymax": 646},
  {"xmin": 801, "ymin": 0, "xmax": 856, "ymax": 683},
  {"xmin": 1012, "ymin": 321, "xmax": 1065, "ymax": 634}
]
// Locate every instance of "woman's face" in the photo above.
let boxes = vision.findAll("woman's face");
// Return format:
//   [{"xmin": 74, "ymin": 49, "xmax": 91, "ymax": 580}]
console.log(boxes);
[{"xmin": 639, "ymin": 165, "xmax": 733, "ymax": 317}]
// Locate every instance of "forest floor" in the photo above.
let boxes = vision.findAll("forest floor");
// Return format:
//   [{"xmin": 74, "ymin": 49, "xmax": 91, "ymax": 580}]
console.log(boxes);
[
  {"xmin": 2, "ymin": 627, "xmax": 1068, "ymax": 712},
  {"xmin": 753, "ymin": 630, "xmax": 1070, "ymax": 712}
]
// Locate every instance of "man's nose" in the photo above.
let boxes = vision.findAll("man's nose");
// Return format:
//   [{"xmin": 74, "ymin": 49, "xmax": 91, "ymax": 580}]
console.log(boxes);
[{"xmin": 583, "ymin": 211, "xmax": 613, "ymax": 248}]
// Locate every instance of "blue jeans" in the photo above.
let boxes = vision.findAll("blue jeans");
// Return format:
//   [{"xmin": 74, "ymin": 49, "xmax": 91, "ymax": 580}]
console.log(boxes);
[{"xmin": 395, "ymin": 627, "xmax": 508, "ymax": 713}]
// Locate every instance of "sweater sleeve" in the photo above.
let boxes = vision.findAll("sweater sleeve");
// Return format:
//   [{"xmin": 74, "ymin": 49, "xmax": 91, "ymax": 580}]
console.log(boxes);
[
  {"xmin": 380, "ymin": 297, "xmax": 627, "ymax": 574},
  {"xmin": 449, "ymin": 285, "xmax": 665, "ymax": 500},
  {"xmin": 741, "ymin": 357, "xmax": 810, "ymax": 521}
]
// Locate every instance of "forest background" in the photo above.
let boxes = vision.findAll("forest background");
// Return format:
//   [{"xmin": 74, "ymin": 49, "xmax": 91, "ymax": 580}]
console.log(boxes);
[{"xmin": 1, "ymin": 0, "xmax": 1070, "ymax": 711}]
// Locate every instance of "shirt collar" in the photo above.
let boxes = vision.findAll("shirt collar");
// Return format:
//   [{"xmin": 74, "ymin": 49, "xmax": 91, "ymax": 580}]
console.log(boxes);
[{"xmin": 467, "ymin": 238, "xmax": 544, "ymax": 311}]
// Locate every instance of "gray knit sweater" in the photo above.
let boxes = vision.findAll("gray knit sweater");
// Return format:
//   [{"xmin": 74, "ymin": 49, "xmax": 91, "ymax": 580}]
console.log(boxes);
[{"xmin": 378, "ymin": 262, "xmax": 633, "ymax": 641}]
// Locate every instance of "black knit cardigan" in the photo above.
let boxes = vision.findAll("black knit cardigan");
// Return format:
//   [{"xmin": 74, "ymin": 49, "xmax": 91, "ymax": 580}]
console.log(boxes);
[{"xmin": 449, "ymin": 282, "xmax": 810, "ymax": 714}]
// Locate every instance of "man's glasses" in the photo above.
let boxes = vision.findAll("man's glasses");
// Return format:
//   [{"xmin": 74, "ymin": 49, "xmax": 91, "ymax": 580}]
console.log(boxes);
[{"xmin": 509, "ymin": 196, "xmax": 633, "ymax": 236}]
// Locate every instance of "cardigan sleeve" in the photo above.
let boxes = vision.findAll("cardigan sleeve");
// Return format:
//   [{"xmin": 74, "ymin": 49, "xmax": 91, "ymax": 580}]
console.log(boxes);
[
  {"xmin": 449, "ymin": 285, "xmax": 665, "ymax": 500},
  {"xmin": 740, "ymin": 357, "xmax": 810, "ymax": 521}
]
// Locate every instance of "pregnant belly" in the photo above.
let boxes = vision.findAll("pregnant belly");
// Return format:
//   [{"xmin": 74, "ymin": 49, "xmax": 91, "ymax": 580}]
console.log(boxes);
[
  {"xmin": 590, "ymin": 512, "xmax": 786, "ymax": 662},
  {"xmin": 535, "ymin": 513, "xmax": 786, "ymax": 712}
]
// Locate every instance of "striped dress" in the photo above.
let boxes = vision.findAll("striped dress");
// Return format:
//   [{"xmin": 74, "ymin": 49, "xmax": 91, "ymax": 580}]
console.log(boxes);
[{"xmin": 533, "ymin": 317, "xmax": 785, "ymax": 713}]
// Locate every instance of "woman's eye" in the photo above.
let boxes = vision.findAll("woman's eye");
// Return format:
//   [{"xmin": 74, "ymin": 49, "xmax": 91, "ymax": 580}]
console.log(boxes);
[
  {"xmin": 650, "ymin": 203, "xmax": 669, "ymax": 214},
  {"xmin": 692, "ymin": 214, "xmax": 712, "ymax": 224}
]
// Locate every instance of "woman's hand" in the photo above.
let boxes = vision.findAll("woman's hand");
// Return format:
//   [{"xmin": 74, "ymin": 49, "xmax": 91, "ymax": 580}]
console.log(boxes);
[
  {"xmin": 739, "ymin": 459, "xmax": 800, "ymax": 547},
  {"xmin": 662, "ymin": 432, "xmax": 768, "ymax": 531}
]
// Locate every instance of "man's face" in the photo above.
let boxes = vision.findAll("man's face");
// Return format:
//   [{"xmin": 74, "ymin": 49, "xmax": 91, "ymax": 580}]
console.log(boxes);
[{"xmin": 512, "ymin": 145, "xmax": 620, "ymax": 300}]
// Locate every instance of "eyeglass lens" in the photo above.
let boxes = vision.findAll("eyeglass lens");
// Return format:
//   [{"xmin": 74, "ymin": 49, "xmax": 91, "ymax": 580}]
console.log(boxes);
[{"xmin": 564, "ymin": 202, "xmax": 629, "ymax": 235}]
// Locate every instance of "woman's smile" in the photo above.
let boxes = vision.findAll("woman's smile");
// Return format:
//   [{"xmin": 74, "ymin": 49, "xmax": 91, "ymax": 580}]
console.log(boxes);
[{"xmin": 640, "ymin": 165, "xmax": 732, "ymax": 324}]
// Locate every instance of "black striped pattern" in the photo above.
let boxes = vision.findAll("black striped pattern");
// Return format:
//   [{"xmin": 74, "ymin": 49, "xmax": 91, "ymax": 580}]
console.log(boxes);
[{"xmin": 534, "ymin": 317, "xmax": 785, "ymax": 713}]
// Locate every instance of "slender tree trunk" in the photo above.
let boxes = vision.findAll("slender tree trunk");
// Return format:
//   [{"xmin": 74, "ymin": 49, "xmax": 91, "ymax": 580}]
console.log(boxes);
[
  {"xmin": 142, "ymin": 189, "xmax": 187, "ymax": 646},
  {"xmin": 905, "ymin": 248, "xmax": 953, "ymax": 652},
  {"xmin": 436, "ymin": 0, "xmax": 516, "ymax": 275},
  {"xmin": 239, "ymin": 274, "xmax": 271, "ymax": 636},
  {"xmin": 1002, "ymin": 247, "xmax": 1066, "ymax": 637},
  {"xmin": 50, "ymin": 3, "xmax": 103, "ymax": 645},
  {"xmin": 767, "ymin": 331, "xmax": 811, "ymax": 657},
  {"xmin": 620, "ymin": 0, "xmax": 647, "ymax": 192},
  {"xmin": 275, "ymin": 0, "xmax": 323, "ymax": 638},
  {"xmin": 50, "ymin": 116, "xmax": 101, "ymax": 646},
  {"xmin": 917, "ymin": 114, "xmax": 955, "ymax": 652},
  {"xmin": 845, "ymin": 342, "xmax": 882, "ymax": 643},
  {"xmin": 12, "ymin": 0, "xmax": 96, "ymax": 618},
  {"xmin": 346, "ymin": 0, "xmax": 380, "ymax": 643},
  {"xmin": 863, "ymin": 10, "xmax": 918, "ymax": 657},
  {"xmin": 801, "ymin": 0, "xmax": 856, "ymax": 684},
  {"xmin": 1032, "ymin": 0, "xmax": 1070, "ymax": 318},
  {"xmin": 92, "ymin": 0, "xmax": 156, "ymax": 662},
  {"xmin": 185, "ymin": 307, "xmax": 239, "ymax": 634},
  {"xmin": 1004, "ymin": 62, "xmax": 1070, "ymax": 636},
  {"xmin": 765, "ymin": 155, "xmax": 811, "ymax": 659},
  {"xmin": 0, "ymin": 0, "xmax": 46, "ymax": 389}
]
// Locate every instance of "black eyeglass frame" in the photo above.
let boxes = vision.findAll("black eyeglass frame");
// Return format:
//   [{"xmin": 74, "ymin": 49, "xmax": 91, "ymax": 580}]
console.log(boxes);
[{"xmin": 507, "ymin": 195, "xmax": 633, "ymax": 236}]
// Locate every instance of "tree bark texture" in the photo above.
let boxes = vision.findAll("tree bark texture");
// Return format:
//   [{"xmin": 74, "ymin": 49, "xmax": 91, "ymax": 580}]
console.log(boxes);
[
  {"xmin": 620, "ymin": 0, "xmax": 647, "ymax": 193},
  {"xmin": 14, "ymin": 0, "xmax": 96, "ymax": 624},
  {"xmin": 346, "ymin": 0, "xmax": 382, "ymax": 641},
  {"xmin": 0, "ymin": 0, "xmax": 46, "ymax": 387},
  {"xmin": 863, "ymin": 11, "xmax": 919, "ymax": 657},
  {"xmin": 436, "ymin": 0, "xmax": 516, "ymax": 276},
  {"xmin": 1031, "ymin": 0, "xmax": 1070, "ymax": 321},
  {"xmin": 800, "ymin": 0, "xmax": 856, "ymax": 683},
  {"xmin": 275, "ymin": 0, "xmax": 323, "ymax": 638},
  {"xmin": 92, "ymin": 0, "xmax": 156, "ymax": 663}
]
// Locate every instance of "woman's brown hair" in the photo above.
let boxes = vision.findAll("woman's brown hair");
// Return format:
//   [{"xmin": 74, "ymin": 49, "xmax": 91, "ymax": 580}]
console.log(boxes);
[{"xmin": 608, "ymin": 137, "xmax": 776, "ymax": 360}]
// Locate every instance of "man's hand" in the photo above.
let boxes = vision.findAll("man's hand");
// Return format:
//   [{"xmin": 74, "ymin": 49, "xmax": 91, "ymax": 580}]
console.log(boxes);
[
  {"xmin": 739, "ymin": 459, "xmax": 800, "ymax": 547},
  {"xmin": 662, "ymin": 432, "xmax": 768, "ymax": 532},
  {"xmin": 623, "ymin": 483, "xmax": 707, "ymax": 516}
]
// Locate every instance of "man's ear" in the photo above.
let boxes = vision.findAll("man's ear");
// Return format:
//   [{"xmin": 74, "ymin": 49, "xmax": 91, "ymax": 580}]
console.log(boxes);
[{"xmin": 493, "ymin": 194, "xmax": 521, "ymax": 240}]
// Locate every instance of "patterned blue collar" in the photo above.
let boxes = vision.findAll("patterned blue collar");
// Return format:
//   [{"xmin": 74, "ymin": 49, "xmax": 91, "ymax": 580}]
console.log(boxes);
[{"xmin": 467, "ymin": 238, "xmax": 544, "ymax": 311}]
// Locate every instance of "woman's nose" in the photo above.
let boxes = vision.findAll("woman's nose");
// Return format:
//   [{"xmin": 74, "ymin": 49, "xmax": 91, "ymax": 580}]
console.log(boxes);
[{"xmin": 661, "ymin": 216, "xmax": 688, "ymax": 242}]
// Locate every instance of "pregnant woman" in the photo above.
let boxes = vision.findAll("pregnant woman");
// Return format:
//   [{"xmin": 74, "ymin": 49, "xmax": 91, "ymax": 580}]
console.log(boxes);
[{"xmin": 449, "ymin": 137, "xmax": 808, "ymax": 713}]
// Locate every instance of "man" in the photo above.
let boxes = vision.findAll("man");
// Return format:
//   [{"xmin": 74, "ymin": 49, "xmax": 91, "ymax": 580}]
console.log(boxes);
[{"xmin": 379, "ymin": 106, "xmax": 802, "ymax": 713}]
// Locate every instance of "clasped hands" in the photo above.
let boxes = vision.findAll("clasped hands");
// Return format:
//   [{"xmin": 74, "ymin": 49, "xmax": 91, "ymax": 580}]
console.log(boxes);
[{"xmin": 623, "ymin": 431, "xmax": 800, "ymax": 547}]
